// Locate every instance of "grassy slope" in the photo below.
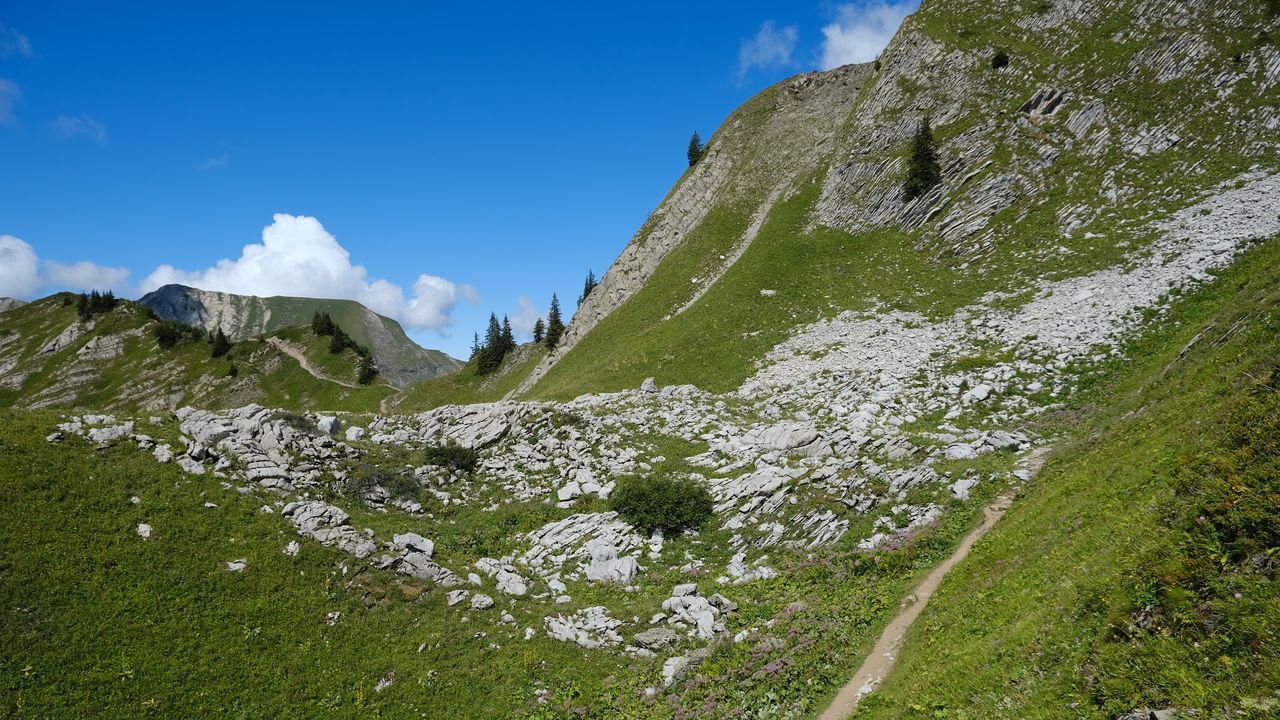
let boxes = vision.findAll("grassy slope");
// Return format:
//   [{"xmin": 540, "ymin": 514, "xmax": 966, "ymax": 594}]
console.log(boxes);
[
  {"xmin": 0, "ymin": 297, "xmax": 393, "ymax": 414},
  {"xmin": 852, "ymin": 235, "xmax": 1280, "ymax": 719},
  {"xmin": 390, "ymin": 343, "xmax": 547, "ymax": 412},
  {"xmin": 1, "ymin": 236, "xmax": 1276, "ymax": 718},
  {"xmin": 528, "ymin": 1, "xmax": 1278, "ymax": 401}
]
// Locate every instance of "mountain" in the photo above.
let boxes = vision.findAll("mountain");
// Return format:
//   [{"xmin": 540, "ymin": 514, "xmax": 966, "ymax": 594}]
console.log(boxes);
[
  {"xmin": 513, "ymin": 0, "xmax": 1280, "ymax": 401},
  {"xmin": 0, "ymin": 297, "xmax": 27, "ymax": 314},
  {"xmin": 0, "ymin": 294, "xmax": 396, "ymax": 412},
  {"xmin": 138, "ymin": 284, "xmax": 461, "ymax": 388},
  {"xmin": 4, "ymin": 2, "xmax": 1280, "ymax": 719}
]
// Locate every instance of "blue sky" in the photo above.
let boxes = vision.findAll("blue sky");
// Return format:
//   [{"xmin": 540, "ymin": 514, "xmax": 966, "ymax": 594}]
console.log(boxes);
[{"xmin": 0, "ymin": 1, "xmax": 917, "ymax": 357}]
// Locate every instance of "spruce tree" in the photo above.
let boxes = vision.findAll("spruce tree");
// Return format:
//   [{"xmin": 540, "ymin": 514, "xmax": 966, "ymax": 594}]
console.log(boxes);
[
  {"xmin": 903, "ymin": 116, "xmax": 942, "ymax": 202},
  {"xmin": 545, "ymin": 294, "xmax": 565, "ymax": 350},
  {"xmin": 357, "ymin": 356, "xmax": 378, "ymax": 385},
  {"xmin": 578, "ymin": 270, "xmax": 597, "ymax": 306},
  {"xmin": 687, "ymin": 131, "xmax": 704, "ymax": 167},
  {"xmin": 500, "ymin": 315, "xmax": 515, "ymax": 353},
  {"xmin": 533, "ymin": 318, "xmax": 545, "ymax": 344},
  {"xmin": 470, "ymin": 332, "xmax": 481, "ymax": 359},
  {"xmin": 477, "ymin": 313, "xmax": 504, "ymax": 375},
  {"xmin": 211, "ymin": 328, "xmax": 232, "ymax": 358}
]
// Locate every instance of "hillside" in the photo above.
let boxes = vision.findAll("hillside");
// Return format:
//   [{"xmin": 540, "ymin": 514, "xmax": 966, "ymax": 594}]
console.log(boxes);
[
  {"xmin": 3, "ymin": 1, "xmax": 1280, "ymax": 718},
  {"xmin": 521, "ymin": 0, "xmax": 1280, "ymax": 400},
  {"xmin": 139, "ymin": 284, "xmax": 461, "ymax": 389},
  {"xmin": 0, "ymin": 295, "xmax": 395, "ymax": 413},
  {"xmin": 0, "ymin": 298, "xmax": 26, "ymax": 314}
]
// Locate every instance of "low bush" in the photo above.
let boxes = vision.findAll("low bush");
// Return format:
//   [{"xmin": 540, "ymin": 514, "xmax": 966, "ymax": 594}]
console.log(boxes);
[
  {"xmin": 608, "ymin": 475, "xmax": 714, "ymax": 535},
  {"xmin": 991, "ymin": 49, "xmax": 1009, "ymax": 69},
  {"xmin": 422, "ymin": 444, "xmax": 479, "ymax": 473}
]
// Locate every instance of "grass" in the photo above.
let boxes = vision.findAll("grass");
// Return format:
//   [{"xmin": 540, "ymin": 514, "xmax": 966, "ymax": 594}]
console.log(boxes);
[
  {"xmin": 850, "ymin": 235, "xmax": 1280, "ymax": 719},
  {"xmin": 390, "ymin": 343, "xmax": 546, "ymax": 412},
  {"xmin": 0, "ymin": 298, "xmax": 394, "ymax": 414}
]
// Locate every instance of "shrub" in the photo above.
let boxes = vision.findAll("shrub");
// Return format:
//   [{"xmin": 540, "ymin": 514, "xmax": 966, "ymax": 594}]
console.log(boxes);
[
  {"xmin": 357, "ymin": 356, "xmax": 378, "ymax": 385},
  {"xmin": 210, "ymin": 328, "xmax": 232, "ymax": 358},
  {"xmin": 343, "ymin": 463, "xmax": 419, "ymax": 502},
  {"xmin": 154, "ymin": 319, "xmax": 204, "ymax": 349},
  {"xmin": 422, "ymin": 445, "xmax": 479, "ymax": 473},
  {"xmin": 226, "ymin": 363, "xmax": 239, "ymax": 378},
  {"xmin": 608, "ymin": 475, "xmax": 714, "ymax": 535},
  {"xmin": 991, "ymin": 49, "xmax": 1009, "ymax": 69},
  {"xmin": 272, "ymin": 411, "xmax": 315, "ymax": 434}
]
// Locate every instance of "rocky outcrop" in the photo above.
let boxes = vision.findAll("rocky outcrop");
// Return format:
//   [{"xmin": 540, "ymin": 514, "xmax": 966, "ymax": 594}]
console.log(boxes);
[{"xmin": 138, "ymin": 284, "xmax": 461, "ymax": 388}]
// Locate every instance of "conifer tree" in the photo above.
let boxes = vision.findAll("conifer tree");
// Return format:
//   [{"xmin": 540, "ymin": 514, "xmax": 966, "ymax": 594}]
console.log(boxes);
[
  {"xmin": 357, "ymin": 356, "xmax": 378, "ymax": 385},
  {"xmin": 533, "ymin": 318, "xmax": 545, "ymax": 344},
  {"xmin": 687, "ymin": 131, "xmax": 704, "ymax": 167},
  {"xmin": 329, "ymin": 326, "xmax": 350, "ymax": 354},
  {"xmin": 500, "ymin": 315, "xmax": 515, "ymax": 353},
  {"xmin": 903, "ymin": 116, "xmax": 942, "ymax": 202},
  {"xmin": 470, "ymin": 332, "xmax": 481, "ymax": 359},
  {"xmin": 476, "ymin": 313, "xmax": 504, "ymax": 375},
  {"xmin": 211, "ymin": 328, "xmax": 232, "ymax": 358},
  {"xmin": 545, "ymin": 294, "xmax": 565, "ymax": 350},
  {"xmin": 578, "ymin": 270, "xmax": 597, "ymax": 306}
]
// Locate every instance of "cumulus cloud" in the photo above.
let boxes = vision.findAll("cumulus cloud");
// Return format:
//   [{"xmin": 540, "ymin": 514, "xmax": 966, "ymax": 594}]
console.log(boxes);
[
  {"xmin": 0, "ymin": 79, "xmax": 19, "ymax": 123},
  {"xmin": 44, "ymin": 260, "xmax": 132, "ymax": 293},
  {"xmin": 0, "ymin": 234, "xmax": 133, "ymax": 298},
  {"xmin": 509, "ymin": 296, "xmax": 541, "ymax": 338},
  {"xmin": 0, "ymin": 235, "xmax": 41, "ymax": 298},
  {"xmin": 50, "ymin": 114, "xmax": 107, "ymax": 143},
  {"xmin": 820, "ymin": 2, "xmax": 916, "ymax": 70},
  {"xmin": 737, "ymin": 20, "xmax": 799, "ymax": 80},
  {"xmin": 0, "ymin": 23, "xmax": 32, "ymax": 59},
  {"xmin": 141, "ymin": 213, "xmax": 469, "ymax": 332}
]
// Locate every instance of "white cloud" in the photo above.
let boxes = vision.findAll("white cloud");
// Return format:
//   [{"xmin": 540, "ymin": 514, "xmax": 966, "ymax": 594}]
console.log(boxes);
[
  {"xmin": 141, "ymin": 213, "xmax": 467, "ymax": 332},
  {"xmin": 0, "ymin": 23, "xmax": 32, "ymax": 59},
  {"xmin": 50, "ymin": 114, "xmax": 107, "ymax": 143},
  {"xmin": 44, "ymin": 260, "xmax": 132, "ymax": 294},
  {"xmin": 459, "ymin": 283, "xmax": 481, "ymax": 304},
  {"xmin": 0, "ymin": 235, "xmax": 41, "ymax": 298},
  {"xmin": 0, "ymin": 234, "xmax": 133, "ymax": 298},
  {"xmin": 820, "ymin": 2, "xmax": 916, "ymax": 70},
  {"xmin": 509, "ymin": 296, "xmax": 540, "ymax": 337},
  {"xmin": 738, "ymin": 20, "xmax": 799, "ymax": 80},
  {"xmin": 0, "ymin": 79, "xmax": 19, "ymax": 123}
]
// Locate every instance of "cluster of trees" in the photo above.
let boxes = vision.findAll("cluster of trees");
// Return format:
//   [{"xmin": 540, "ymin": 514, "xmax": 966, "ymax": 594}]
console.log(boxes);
[
  {"xmin": 577, "ymin": 270, "xmax": 598, "ymax": 306},
  {"xmin": 151, "ymin": 317, "xmax": 232, "ymax": 359},
  {"xmin": 903, "ymin": 116, "xmax": 942, "ymax": 202},
  {"xmin": 471, "ymin": 292, "xmax": 570, "ymax": 376},
  {"xmin": 73, "ymin": 290, "xmax": 118, "ymax": 321},
  {"xmin": 473, "ymin": 313, "xmax": 516, "ymax": 375},
  {"xmin": 311, "ymin": 312, "xmax": 378, "ymax": 385},
  {"xmin": 687, "ymin": 131, "xmax": 704, "ymax": 167}
]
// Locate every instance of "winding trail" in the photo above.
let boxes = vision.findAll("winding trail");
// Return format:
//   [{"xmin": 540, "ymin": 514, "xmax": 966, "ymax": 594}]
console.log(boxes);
[
  {"xmin": 817, "ymin": 493, "xmax": 1016, "ymax": 720},
  {"xmin": 266, "ymin": 337, "xmax": 361, "ymax": 389}
]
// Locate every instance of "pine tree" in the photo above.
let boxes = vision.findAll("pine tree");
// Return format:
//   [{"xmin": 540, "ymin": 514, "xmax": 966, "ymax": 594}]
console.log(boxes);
[
  {"xmin": 477, "ymin": 313, "xmax": 504, "ymax": 375},
  {"xmin": 500, "ymin": 315, "xmax": 515, "ymax": 353},
  {"xmin": 578, "ymin": 270, "xmax": 597, "ymax": 306},
  {"xmin": 357, "ymin": 356, "xmax": 378, "ymax": 385},
  {"xmin": 211, "ymin": 328, "xmax": 232, "ymax": 358},
  {"xmin": 545, "ymin": 294, "xmax": 565, "ymax": 350},
  {"xmin": 533, "ymin": 318, "xmax": 545, "ymax": 344},
  {"xmin": 329, "ymin": 326, "xmax": 350, "ymax": 354},
  {"xmin": 470, "ymin": 332, "xmax": 481, "ymax": 359},
  {"xmin": 903, "ymin": 116, "xmax": 943, "ymax": 202},
  {"xmin": 687, "ymin": 131, "xmax": 704, "ymax": 167},
  {"xmin": 311, "ymin": 311, "xmax": 336, "ymax": 337}
]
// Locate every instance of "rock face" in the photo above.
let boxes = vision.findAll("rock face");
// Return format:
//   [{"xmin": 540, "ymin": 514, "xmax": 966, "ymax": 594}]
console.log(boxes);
[
  {"xmin": 137, "ymin": 284, "xmax": 461, "ymax": 388},
  {"xmin": 282, "ymin": 500, "xmax": 377, "ymax": 558}
]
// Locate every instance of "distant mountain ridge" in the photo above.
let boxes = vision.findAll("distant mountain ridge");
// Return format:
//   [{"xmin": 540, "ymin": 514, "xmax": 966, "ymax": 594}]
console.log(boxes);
[
  {"xmin": 138, "ymin": 284, "xmax": 460, "ymax": 388},
  {"xmin": 0, "ymin": 298, "xmax": 27, "ymax": 314}
]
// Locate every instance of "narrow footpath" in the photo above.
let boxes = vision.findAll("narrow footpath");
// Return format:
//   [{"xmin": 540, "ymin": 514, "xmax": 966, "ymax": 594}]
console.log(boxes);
[{"xmin": 817, "ymin": 493, "xmax": 1016, "ymax": 720}]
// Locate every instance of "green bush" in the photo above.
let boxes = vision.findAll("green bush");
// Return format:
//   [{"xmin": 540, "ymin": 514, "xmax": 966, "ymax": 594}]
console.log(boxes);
[
  {"xmin": 154, "ymin": 319, "xmax": 204, "ymax": 349},
  {"xmin": 422, "ymin": 445, "xmax": 479, "ymax": 473},
  {"xmin": 608, "ymin": 475, "xmax": 714, "ymax": 535},
  {"xmin": 991, "ymin": 49, "xmax": 1009, "ymax": 69}
]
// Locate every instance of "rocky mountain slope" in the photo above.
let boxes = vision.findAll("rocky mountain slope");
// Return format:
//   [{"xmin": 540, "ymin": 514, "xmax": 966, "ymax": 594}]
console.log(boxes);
[
  {"xmin": 0, "ymin": 295, "xmax": 395, "ymax": 412},
  {"xmin": 3, "ymin": 1, "xmax": 1280, "ymax": 718},
  {"xmin": 0, "ymin": 298, "xmax": 26, "ymax": 314},
  {"xmin": 139, "ymin": 284, "xmax": 460, "ymax": 388},
  {"xmin": 519, "ymin": 0, "xmax": 1280, "ymax": 400}
]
